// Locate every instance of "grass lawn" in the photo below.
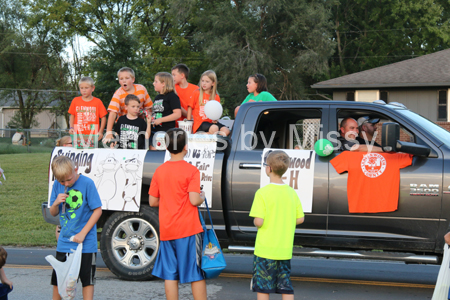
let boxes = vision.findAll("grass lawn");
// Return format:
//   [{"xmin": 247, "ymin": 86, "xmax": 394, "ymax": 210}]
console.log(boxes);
[
  {"xmin": 0, "ymin": 152, "xmax": 57, "ymax": 247},
  {"xmin": 0, "ymin": 142, "xmax": 54, "ymax": 154}
]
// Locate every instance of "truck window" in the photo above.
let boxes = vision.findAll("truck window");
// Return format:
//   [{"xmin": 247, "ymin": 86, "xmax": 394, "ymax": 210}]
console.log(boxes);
[
  {"xmin": 252, "ymin": 109, "xmax": 322, "ymax": 150},
  {"xmin": 336, "ymin": 110, "xmax": 415, "ymax": 147},
  {"xmin": 397, "ymin": 109, "xmax": 450, "ymax": 148}
]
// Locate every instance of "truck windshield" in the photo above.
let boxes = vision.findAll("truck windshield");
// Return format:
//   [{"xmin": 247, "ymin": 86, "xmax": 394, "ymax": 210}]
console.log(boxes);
[{"xmin": 397, "ymin": 110, "xmax": 450, "ymax": 147}]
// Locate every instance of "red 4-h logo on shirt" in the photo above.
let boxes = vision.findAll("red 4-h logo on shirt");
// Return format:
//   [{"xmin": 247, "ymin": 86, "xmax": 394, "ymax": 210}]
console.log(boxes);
[{"xmin": 361, "ymin": 153, "xmax": 387, "ymax": 178}]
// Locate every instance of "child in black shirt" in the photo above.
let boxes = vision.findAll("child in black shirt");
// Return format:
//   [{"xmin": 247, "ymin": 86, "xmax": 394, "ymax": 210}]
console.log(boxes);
[
  {"xmin": 150, "ymin": 72, "xmax": 182, "ymax": 149},
  {"xmin": 113, "ymin": 94, "xmax": 151, "ymax": 149}
]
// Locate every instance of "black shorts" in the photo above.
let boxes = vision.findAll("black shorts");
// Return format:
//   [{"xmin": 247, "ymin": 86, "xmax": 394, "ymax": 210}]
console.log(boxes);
[
  {"xmin": 197, "ymin": 121, "xmax": 228, "ymax": 133},
  {"xmin": 51, "ymin": 252, "xmax": 96, "ymax": 287}
]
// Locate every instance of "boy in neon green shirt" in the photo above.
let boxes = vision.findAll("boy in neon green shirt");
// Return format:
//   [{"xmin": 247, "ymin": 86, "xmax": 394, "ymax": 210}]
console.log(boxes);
[{"xmin": 249, "ymin": 150, "xmax": 305, "ymax": 299}]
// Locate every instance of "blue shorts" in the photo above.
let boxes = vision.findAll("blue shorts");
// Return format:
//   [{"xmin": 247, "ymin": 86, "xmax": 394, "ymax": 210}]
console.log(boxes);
[
  {"xmin": 0, "ymin": 283, "xmax": 13, "ymax": 300},
  {"xmin": 152, "ymin": 233, "xmax": 205, "ymax": 284},
  {"xmin": 252, "ymin": 255, "xmax": 293, "ymax": 294}
]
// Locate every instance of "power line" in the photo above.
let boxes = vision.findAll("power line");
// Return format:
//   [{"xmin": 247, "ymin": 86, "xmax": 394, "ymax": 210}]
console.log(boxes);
[
  {"xmin": 335, "ymin": 25, "xmax": 450, "ymax": 34},
  {"xmin": 331, "ymin": 55, "xmax": 420, "ymax": 58},
  {"xmin": 0, "ymin": 88, "xmax": 78, "ymax": 93},
  {"xmin": 0, "ymin": 52, "xmax": 49, "ymax": 55}
]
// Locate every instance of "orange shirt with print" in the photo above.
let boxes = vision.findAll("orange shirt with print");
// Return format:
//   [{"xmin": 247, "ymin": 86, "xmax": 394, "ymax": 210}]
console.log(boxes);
[
  {"xmin": 175, "ymin": 83, "xmax": 199, "ymax": 124},
  {"xmin": 107, "ymin": 84, "xmax": 153, "ymax": 118},
  {"xmin": 68, "ymin": 97, "xmax": 107, "ymax": 135},
  {"xmin": 188, "ymin": 89, "xmax": 221, "ymax": 133},
  {"xmin": 331, "ymin": 152, "xmax": 413, "ymax": 213},
  {"xmin": 148, "ymin": 160, "xmax": 203, "ymax": 241}
]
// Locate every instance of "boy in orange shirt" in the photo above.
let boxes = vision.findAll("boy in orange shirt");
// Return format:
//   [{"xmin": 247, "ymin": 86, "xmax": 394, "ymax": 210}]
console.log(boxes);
[
  {"xmin": 68, "ymin": 77, "xmax": 107, "ymax": 147},
  {"xmin": 171, "ymin": 63, "xmax": 198, "ymax": 122},
  {"xmin": 149, "ymin": 128, "xmax": 207, "ymax": 300},
  {"xmin": 104, "ymin": 67, "xmax": 153, "ymax": 142}
]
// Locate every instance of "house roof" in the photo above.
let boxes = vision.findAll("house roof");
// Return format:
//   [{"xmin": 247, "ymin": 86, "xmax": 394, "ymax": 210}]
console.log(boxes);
[
  {"xmin": 0, "ymin": 90, "xmax": 76, "ymax": 108},
  {"xmin": 311, "ymin": 48, "xmax": 450, "ymax": 89}
]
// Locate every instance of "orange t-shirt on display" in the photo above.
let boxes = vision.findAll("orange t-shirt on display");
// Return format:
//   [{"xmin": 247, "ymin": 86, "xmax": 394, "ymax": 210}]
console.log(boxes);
[
  {"xmin": 331, "ymin": 152, "xmax": 413, "ymax": 213},
  {"xmin": 68, "ymin": 97, "xmax": 107, "ymax": 135},
  {"xmin": 148, "ymin": 160, "xmax": 203, "ymax": 241},
  {"xmin": 107, "ymin": 84, "xmax": 153, "ymax": 118},
  {"xmin": 188, "ymin": 89, "xmax": 221, "ymax": 133},
  {"xmin": 175, "ymin": 83, "xmax": 199, "ymax": 124}
]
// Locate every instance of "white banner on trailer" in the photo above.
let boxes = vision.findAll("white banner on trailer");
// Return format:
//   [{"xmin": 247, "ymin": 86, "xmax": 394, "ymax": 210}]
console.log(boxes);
[
  {"xmin": 48, "ymin": 148, "xmax": 147, "ymax": 212},
  {"xmin": 164, "ymin": 136, "xmax": 217, "ymax": 208}
]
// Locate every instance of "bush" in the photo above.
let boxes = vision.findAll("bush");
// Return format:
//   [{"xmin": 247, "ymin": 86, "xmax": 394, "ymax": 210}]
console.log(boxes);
[{"xmin": 42, "ymin": 139, "xmax": 55, "ymax": 147}]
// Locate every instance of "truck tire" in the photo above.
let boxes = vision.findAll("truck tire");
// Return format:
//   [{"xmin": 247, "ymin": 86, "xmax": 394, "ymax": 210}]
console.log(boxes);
[{"xmin": 100, "ymin": 205, "xmax": 159, "ymax": 281}]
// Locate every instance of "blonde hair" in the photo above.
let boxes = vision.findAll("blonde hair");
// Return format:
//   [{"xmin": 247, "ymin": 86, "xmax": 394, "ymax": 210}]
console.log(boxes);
[
  {"xmin": 78, "ymin": 76, "xmax": 95, "ymax": 87},
  {"xmin": 155, "ymin": 72, "xmax": 175, "ymax": 95},
  {"xmin": 56, "ymin": 136, "xmax": 72, "ymax": 147},
  {"xmin": 0, "ymin": 246, "xmax": 7, "ymax": 268},
  {"xmin": 266, "ymin": 150, "xmax": 289, "ymax": 177},
  {"xmin": 51, "ymin": 156, "xmax": 75, "ymax": 182},
  {"xmin": 117, "ymin": 67, "xmax": 135, "ymax": 79},
  {"xmin": 198, "ymin": 70, "xmax": 218, "ymax": 106}
]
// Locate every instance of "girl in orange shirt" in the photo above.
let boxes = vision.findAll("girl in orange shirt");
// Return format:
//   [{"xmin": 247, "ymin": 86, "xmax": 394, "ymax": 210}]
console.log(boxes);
[{"xmin": 187, "ymin": 70, "xmax": 230, "ymax": 136}]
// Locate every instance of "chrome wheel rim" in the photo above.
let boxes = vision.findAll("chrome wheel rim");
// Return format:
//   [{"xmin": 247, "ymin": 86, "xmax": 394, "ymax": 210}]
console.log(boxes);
[{"xmin": 111, "ymin": 218, "xmax": 159, "ymax": 269}]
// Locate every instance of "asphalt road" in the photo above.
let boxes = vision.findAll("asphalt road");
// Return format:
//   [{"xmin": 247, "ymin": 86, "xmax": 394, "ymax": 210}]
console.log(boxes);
[{"xmin": 2, "ymin": 247, "xmax": 441, "ymax": 299}]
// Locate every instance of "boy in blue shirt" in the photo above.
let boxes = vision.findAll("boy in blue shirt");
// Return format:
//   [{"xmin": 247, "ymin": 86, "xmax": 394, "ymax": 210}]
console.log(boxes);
[
  {"xmin": 250, "ymin": 150, "xmax": 305, "ymax": 299},
  {"xmin": 49, "ymin": 156, "xmax": 102, "ymax": 300}
]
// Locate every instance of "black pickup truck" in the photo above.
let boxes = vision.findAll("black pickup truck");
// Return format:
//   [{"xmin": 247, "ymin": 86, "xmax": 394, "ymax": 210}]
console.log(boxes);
[{"xmin": 42, "ymin": 100, "xmax": 450, "ymax": 281}]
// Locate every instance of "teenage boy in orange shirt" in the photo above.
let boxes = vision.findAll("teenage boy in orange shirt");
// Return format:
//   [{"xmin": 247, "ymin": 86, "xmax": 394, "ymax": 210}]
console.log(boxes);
[
  {"xmin": 171, "ymin": 64, "xmax": 198, "ymax": 123},
  {"xmin": 68, "ymin": 77, "xmax": 107, "ymax": 145},
  {"xmin": 104, "ymin": 67, "xmax": 153, "ymax": 142},
  {"xmin": 149, "ymin": 128, "xmax": 207, "ymax": 300}
]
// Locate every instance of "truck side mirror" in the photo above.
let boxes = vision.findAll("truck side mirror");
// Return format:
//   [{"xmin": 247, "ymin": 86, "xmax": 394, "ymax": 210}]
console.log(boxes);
[
  {"xmin": 381, "ymin": 122, "xmax": 399, "ymax": 152},
  {"xmin": 382, "ymin": 122, "xmax": 431, "ymax": 157}
]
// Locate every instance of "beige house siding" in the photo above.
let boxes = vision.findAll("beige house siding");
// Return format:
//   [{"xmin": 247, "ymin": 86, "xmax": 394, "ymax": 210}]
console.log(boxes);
[
  {"xmin": 0, "ymin": 107, "xmax": 67, "ymax": 137},
  {"xmin": 333, "ymin": 91, "xmax": 348, "ymax": 101},
  {"xmin": 388, "ymin": 90, "xmax": 438, "ymax": 121},
  {"xmin": 332, "ymin": 89, "xmax": 445, "ymax": 122}
]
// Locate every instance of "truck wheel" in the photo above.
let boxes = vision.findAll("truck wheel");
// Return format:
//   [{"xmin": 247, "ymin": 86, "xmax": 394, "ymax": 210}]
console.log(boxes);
[{"xmin": 100, "ymin": 205, "xmax": 159, "ymax": 281}]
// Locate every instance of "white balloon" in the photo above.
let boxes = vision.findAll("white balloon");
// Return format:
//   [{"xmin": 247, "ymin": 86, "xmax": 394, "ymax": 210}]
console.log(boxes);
[{"xmin": 204, "ymin": 100, "xmax": 223, "ymax": 121}]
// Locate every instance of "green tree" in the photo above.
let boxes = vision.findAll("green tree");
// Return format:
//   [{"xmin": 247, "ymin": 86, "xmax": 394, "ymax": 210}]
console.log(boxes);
[
  {"xmin": 193, "ymin": 0, "xmax": 336, "ymax": 112},
  {"xmin": 0, "ymin": 0, "xmax": 73, "ymax": 129},
  {"xmin": 32, "ymin": 0, "xmax": 207, "ymax": 103},
  {"xmin": 331, "ymin": 0, "xmax": 450, "ymax": 77}
]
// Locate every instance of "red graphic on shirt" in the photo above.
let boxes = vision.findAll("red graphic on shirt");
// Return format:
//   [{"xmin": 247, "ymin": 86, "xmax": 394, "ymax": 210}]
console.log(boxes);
[{"xmin": 361, "ymin": 153, "xmax": 387, "ymax": 178}]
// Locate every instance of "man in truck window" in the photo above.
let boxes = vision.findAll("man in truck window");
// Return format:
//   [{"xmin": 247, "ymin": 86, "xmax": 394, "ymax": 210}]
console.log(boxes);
[
  {"xmin": 356, "ymin": 116, "xmax": 381, "ymax": 147},
  {"xmin": 338, "ymin": 117, "xmax": 383, "ymax": 152},
  {"xmin": 337, "ymin": 117, "xmax": 358, "ymax": 151}
]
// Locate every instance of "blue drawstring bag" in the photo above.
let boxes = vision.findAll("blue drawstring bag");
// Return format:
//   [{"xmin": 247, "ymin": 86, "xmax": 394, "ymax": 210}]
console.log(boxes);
[{"xmin": 198, "ymin": 198, "xmax": 226, "ymax": 279}]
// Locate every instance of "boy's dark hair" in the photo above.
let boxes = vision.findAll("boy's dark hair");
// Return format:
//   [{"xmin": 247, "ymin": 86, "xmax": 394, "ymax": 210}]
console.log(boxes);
[
  {"xmin": 266, "ymin": 150, "xmax": 289, "ymax": 176},
  {"xmin": 171, "ymin": 64, "xmax": 190, "ymax": 79},
  {"xmin": 166, "ymin": 128, "xmax": 187, "ymax": 154},
  {"xmin": 249, "ymin": 73, "xmax": 268, "ymax": 93},
  {"xmin": 124, "ymin": 94, "xmax": 140, "ymax": 106},
  {"xmin": 0, "ymin": 246, "xmax": 7, "ymax": 269}
]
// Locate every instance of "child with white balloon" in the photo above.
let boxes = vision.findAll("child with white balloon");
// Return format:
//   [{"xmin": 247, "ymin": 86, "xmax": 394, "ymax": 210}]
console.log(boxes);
[{"xmin": 187, "ymin": 70, "xmax": 230, "ymax": 136}]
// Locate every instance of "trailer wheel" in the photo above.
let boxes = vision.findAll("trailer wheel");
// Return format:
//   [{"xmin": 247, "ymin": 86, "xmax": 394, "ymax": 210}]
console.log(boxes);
[{"xmin": 100, "ymin": 206, "xmax": 159, "ymax": 281}]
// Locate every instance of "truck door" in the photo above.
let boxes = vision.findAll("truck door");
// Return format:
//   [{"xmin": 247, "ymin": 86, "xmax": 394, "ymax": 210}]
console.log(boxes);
[
  {"xmin": 327, "ymin": 105, "xmax": 443, "ymax": 252},
  {"xmin": 226, "ymin": 103, "xmax": 329, "ymax": 245}
]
